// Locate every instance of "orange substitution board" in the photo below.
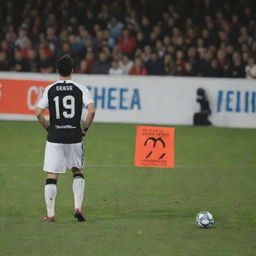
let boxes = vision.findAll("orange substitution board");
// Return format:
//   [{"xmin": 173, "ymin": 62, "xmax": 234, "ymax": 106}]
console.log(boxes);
[{"xmin": 134, "ymin": 126, "xmax": 175, "ymax": 168}]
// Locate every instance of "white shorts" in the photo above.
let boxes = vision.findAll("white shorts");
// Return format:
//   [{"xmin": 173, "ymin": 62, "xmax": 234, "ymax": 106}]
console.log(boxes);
[{"xmin": 43, "ymin": 141, "xmax": 85, "ymax": 173}]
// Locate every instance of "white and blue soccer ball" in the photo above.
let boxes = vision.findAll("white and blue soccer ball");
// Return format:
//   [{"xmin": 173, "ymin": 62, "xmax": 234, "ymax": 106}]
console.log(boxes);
[{"xmin": 196, "ymin": 211, "xmax": 214, "ymax": 228}]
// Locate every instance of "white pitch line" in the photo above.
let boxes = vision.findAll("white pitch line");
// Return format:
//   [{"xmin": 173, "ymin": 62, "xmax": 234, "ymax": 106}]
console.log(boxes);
[{"xmin": 0, "ymin": 163, "xmax": 255, "ymax": 169}]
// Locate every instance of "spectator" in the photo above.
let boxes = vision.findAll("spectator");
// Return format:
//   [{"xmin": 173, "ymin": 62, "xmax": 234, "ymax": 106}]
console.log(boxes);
[
  {"xmin": 39, "ymin": 40, "xmax": 53, "ymax": 58},
  {"xmin": 129, "ymin": 57, "xmax": 147, "ymax": 75},
  {"xmin": 155, "ymin": 40, "xmax": 166, "ymax": 58},
  {"xmin": 46, "ymin": 27, "xmax": 59, "ymax": 57},
  {"xmin": 10, "ymin": 49, "xmax": 28, "ymax": 72},
  {"xmin": 94, "ymin": 30, "xmax": 105, "ymax": 51},
  {"xmin": 217, "ymin": 49, "xmax": 227, "ymax": 71},
  {"xmin": 238, "ymin": 27, "xmax": 252, "ymax": 45},
  {"xmin": 208, "ymin": 59, "xmax": 223, "ymax": 77},
  {"xmin": 163, "ymin": 36, "xmax": 171, "ymax": 48},
  {"xmin": 202, "ymin": 29, "xmax": 211, "ymax": 47},
  {"xmin": 141, "ymin": 45, "xmax": 152, "ymax": 62},
  {"xmin": 15, "ymin": 27, "xmax": 29, "ymax": 48},
  {"xmin": 245, "ymin": 57, "xmax": 256, "ymax": 79},
  {"xmin": 60, "ymin": 42, "xmax": 71, "ymax": 56},
  {"xmin": 103, "ymin": 30, "xmax": 116, "ymax": 48},
  {"xmin": 1, "ymin": 40, "xmax": 13, "ymax": 57},
  {"xmin": 83, "ymin": 9, "xmax": 96, "ymax": 34},
  {"xmin": 136, "ymin": 32, "xmax": 147, "ymax": 50},
  {"xmin": 98, "ymin": 4, "xmax": 109, "ymax": 29},
  {"xmin": 31, "ymin": 16, "xmax": 44, "ymax": 39},
  {"xmin": 198, "ymin": 51, "xmax": 212, "ymax": 76},
  {"xmin": 20, "ymin": 38, "xmax": 32, "ymax": 60},
  {"xmin": 140, "ymin": 15, "xmax": 151, "ymax": 35},
  {"xmin": 184, "ymin": 62, "xmax": 196, "ymax": 76},
  {"xmin": 226, "ymin": 44, "xmax": 234, "ymax": 63},
  {"xmin": 81, "ymin": 52, "xmax": 96, "ymax": 74},
  {"xmin": 38, "ymin": 49, "xmax": 54, "ymax": 73},
  {"xmin": 242, "ymin": 52, "xmax": 250, "ymax": 64},
  {"xmin": 108, "ymin": 61, "xmax": 124, "ymax": 75},
  {"xmin": 163, "ymin": 54, "xmax": 175, "ymax": 75},
  {"xmin": 148, "ymin": 31, "xmax": 158, "ymax": 48},
  {"xmin": 145, "ymin": 52, "xmax": 164, "ymax": 75},
  {"xmin": 175, "ymin": 50, "xmax": 186, "ymax": 76},
  {"xmin": 119, "ymin": 54, "xmax": 133, "ymax": 74},
  {"xmin": 231, "ymin": 59, "xmax": 245, "ymax": 78},
  {"xmin": 68, "ymin": 34, "xmax": 85, "ymax": 57},
  {"xmin": 118, "ymin": 29, "xmax": 137, "ymax": 55},
  {"xmin": 93, "ymin": 52, "xmax": 110, "ymax": 74},
  {"xmin": 107, "ymin": 17, "xmax": 124, "ymax": 40},
  {"xmin": 27, "ymin": 49, "xmax": 39, "ymax": 72},
  {"xmin": 1, "ymin": 0, "xmax": 256, "ymax": 78},
  {"xmin": 0, "ymin": 52, "xmax": 10, "ymax": 71},
  {"xmin": 76, "ymin": 59, "xmax": 87, "ymax": 74},
  {"xmin": 85, "ymin": 38, "xmax": 96, "ymax": 54},
  {"xmin": 197, "ymin": 38, "xmax": 207, "ymax": 59},
  {"xmin": 187, "ymin": 47, "xmax": 199, "ymax": 72}
]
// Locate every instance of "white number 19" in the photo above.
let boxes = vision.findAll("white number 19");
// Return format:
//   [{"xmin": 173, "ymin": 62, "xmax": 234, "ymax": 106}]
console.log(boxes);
[{"xmin": 53, "ymin": 95, "xmax": 75, "ymax": 119}]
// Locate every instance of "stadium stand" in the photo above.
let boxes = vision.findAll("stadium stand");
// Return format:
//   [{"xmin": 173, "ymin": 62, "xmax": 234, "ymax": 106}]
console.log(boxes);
[{"xmin": 1, "ymin": 0, "xmax": 256, "ymax": 78}]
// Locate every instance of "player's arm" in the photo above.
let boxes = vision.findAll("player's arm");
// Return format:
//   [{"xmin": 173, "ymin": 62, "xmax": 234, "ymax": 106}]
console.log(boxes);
[
  {"xmin": 36, "ymin": 86, "xmax": 49, "ymax": 130},
  {"xmin": 82, "ymin": 103, "xmax": 95, "ymax": 136},
  {"xmin": 36, "ymin": 107, "xmax": 50, "ymax": 130}
]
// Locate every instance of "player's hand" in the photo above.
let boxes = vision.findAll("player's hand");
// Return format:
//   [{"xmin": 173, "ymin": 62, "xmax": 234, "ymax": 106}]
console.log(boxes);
[{"xmin": 81, "ymin": 128, "xmax": 88, "ymax": 137}]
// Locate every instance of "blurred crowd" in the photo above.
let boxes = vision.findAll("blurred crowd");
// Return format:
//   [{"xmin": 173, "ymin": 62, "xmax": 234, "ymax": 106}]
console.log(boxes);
[{"xmin": 1, "ymin": 0, "xmax": 256, "ymax": 78}]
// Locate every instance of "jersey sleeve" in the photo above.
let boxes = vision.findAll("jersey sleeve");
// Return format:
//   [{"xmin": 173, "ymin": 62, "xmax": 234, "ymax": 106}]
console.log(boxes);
[
  {"xmin": 82, "ymin": 87, "xmax": 94, "ymax": 108},
  {"xmin": 37, "ymin": 87, "xmax": 49, "ymax": 109}
]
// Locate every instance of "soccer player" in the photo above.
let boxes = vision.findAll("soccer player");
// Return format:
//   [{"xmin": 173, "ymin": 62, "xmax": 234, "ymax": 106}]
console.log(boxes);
[{"xmin": 36, "ymin": 55, "xmax": 95, "ymax": 222}]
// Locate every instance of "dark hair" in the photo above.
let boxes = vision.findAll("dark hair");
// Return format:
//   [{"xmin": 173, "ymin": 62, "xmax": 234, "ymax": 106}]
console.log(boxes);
[{"xmin": 56, "ymin": 55, "xmax": 74, "ymax": 76}]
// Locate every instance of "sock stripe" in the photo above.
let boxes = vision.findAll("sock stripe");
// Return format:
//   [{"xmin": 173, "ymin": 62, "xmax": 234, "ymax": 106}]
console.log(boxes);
[
  {"xmin": 46, "ymin": 178, "xmax": 57, "ymax": 185},
  {"xmin": 73, "ymin": 173, "xmax": 84, "ymax": 179}
]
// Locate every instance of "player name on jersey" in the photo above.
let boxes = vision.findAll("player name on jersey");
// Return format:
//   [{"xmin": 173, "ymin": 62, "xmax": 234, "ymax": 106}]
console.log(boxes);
[{"xmin": 56, "ymin": 85, "xmax": 73, "ymax": 91}]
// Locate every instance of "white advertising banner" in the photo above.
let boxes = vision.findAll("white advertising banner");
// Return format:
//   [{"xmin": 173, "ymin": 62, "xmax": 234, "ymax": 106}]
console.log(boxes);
[{"xmin": 0, "ymin": 72, "xmax": 255, "ymax": 128}]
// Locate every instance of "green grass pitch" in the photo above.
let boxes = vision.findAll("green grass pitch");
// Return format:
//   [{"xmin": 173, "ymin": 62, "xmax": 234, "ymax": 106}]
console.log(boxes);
[{"xmin": 0, "ymin": 121, "xmax": 255, "ymax": 256}]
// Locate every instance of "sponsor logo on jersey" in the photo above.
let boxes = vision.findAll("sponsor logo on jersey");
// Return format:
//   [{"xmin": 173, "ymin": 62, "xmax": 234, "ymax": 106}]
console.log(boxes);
[{"xmin": 55, "ymin": 125, "xmax": 77, "ymax": 129}]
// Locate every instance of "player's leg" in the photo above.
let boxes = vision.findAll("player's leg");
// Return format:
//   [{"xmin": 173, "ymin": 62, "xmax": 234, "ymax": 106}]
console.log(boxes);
[
  {"xmin": 42, "ymin": 142, "xmax": 67, "ymax": 221},
  {"xmin": 72, "ymin": 167, "xmax": 86, "ymax": 221},
  {"xmin": 67, "ymin": 141, "xmax": 86, "ymax": 221},
  {"xmin": 43, "ymin": 172, "xmax": 59, "ymax": 221}
]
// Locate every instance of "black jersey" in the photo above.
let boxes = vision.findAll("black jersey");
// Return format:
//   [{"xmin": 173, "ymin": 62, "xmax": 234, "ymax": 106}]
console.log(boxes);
[{"xmin": 38, "ymin": 80, "xmax": 93, "ymax": 144}]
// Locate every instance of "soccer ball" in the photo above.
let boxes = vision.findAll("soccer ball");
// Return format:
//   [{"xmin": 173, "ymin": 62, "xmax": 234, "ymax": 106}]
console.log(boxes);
[{"xmin": 196, "ymin": 211, "xmax": 214, "ymax": 228}]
